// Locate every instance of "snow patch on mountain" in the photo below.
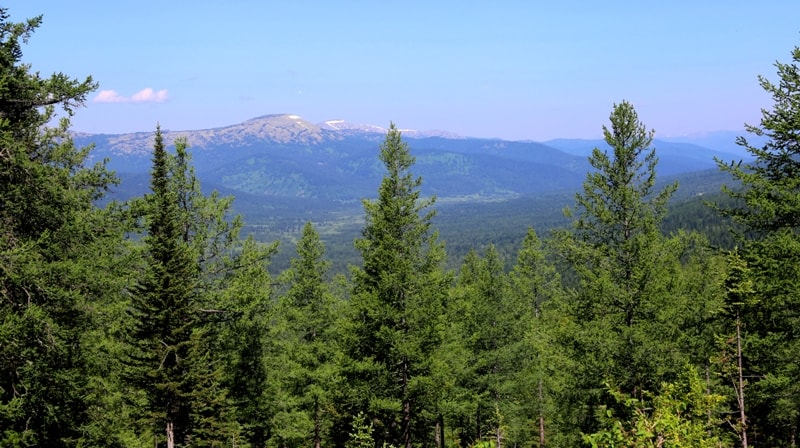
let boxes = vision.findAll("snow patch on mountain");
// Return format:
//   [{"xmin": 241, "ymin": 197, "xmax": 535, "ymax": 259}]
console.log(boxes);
[
  {"xmin": 319, "ymin": 119, "xmax": 386, "ymax": 134},
  {"xmin": 319, "ymin": 119, "xmax": 463, "ymax": 139}
]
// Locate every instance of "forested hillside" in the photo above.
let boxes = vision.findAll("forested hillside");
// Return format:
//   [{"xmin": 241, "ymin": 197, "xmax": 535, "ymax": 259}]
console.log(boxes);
[
  {"xmin": 252, "ymin": 170, "xmax": 741, "ymax": 276},
  {"xmin": 4, "ymin": 8, "xmax": 800, "ymax": 448}
]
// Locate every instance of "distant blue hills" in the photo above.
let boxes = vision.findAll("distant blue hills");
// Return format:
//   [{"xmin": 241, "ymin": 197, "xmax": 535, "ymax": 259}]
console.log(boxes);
[{"xmin": 76, "ymin": 114, "xmax": 756, "ymax": 204}]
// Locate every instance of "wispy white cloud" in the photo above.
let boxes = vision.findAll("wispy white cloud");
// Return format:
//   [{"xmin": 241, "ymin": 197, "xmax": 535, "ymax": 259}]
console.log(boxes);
[
  {"xmin": 131, "ymin": 88, "xmax": 168, "ymax": 103},
  {"xmin": 93, "ymin": 90, "xmax": 126, "ymax": 103},
  {"xmin": 93, "ymin": 88, "xmax": 169, "ymax": 103}
]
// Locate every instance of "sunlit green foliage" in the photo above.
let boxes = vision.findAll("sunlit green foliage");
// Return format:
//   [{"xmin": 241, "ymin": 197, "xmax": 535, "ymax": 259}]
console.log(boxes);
[
  {"xmin": 583, "ymin": 366, "xmax": 731, "ymax": 448},
  {"xmin": 551, "ymin": 101, "xmax": 726, "ymax": 443},
  {"xmin": 6, "ymin": 6, "xmax": 800, "ymax": 447},
  {"xmin": 715, "ymin": 43, "xmax": 800, "ymax": 445},
  {"xmin": 343, "ymin": 123, "xmax": 451, "ymax": 448},
  {"xmin": 0, "ymin": 8, "xmax": 115, "ymax": 446},
  {"xmin": 266, "ymin": 222, "xmax": 342, "ymax": 448}
]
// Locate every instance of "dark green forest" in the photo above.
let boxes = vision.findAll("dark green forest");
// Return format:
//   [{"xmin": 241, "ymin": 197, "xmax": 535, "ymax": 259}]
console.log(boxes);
[{"xmin": 4, "ymin": 9, "xmax": 800, "ymax": 448}]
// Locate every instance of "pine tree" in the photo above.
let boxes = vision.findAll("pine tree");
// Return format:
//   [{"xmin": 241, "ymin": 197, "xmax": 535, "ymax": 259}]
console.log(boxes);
[
  {"xmin": 267, "ymin": 222, "xmax": 341, "ymax": 448},
  {"xmin": 126, "ymin": 129, "xmax": 240, "ymax": 447},
  {"xmin": 553, "ymin": 101, "xmax": 722, "ymax": 439},
  {"xmin": 344, "ymin": 123, "xmax": 450, "ymax": 448},
  {"xmin": 0, "ymin": 8, "xmax": 115, "ymax": 446},
  {"xmin": 448, "ymin": 245, "xmax": 526, "ymax": 447},
  {"xmin": 508, "ymin": 228, "xmax": 565, "ymax": 447},
  {"xmin": 218, "ymin": 236, "xmax": 277, "ymax": 448},
  {"xmin": 558, "ymin": 100, "xmax": 677, "ymax": 391},
  {"xmin": 715, "ymin": 43, "xmax": 800, "ymax": 445}
]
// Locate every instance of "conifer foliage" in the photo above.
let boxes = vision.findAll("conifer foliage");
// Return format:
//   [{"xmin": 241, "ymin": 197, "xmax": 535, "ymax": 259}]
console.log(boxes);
[
  {"xmin": 552, "ymin": 101, "xmax": 724, "ymax": 442},
  {"xmin": 558, "ymin": 100, "xmax": 679, "ymax": 394},
  {"xmin": 127, "ymin": 129, "xmax": 197, "ymax": 446},
  {"xmin": 267, "ymin": 222, "xmax": 340, "ymax": 448},
  {"xmin": 0, "ymin": 9, "xmax": 112, "ymax": 446},
  {"xmin": 345, "ymin": 123, "xmax": 449, "ymax": 448},
  {"xmin": 8, "ymin": 5, "xmax": 800, "ymax": 446},
  {"xmin": 126, "ymin": 129, "xmax": 234, "ymax": 447},
  {"xmin": 716, "ymin": 44, "xmax": 800, "ymax": 445}
]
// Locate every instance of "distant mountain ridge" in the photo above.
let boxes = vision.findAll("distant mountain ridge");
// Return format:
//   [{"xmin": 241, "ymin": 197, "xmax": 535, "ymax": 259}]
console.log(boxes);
[
  {"xmin": 76, "ymin": 114, "xmax": 748, "ymax": 205},
  {"xmin": 88, "ymin": 114, "xmax": 466, "ymax": 158}
]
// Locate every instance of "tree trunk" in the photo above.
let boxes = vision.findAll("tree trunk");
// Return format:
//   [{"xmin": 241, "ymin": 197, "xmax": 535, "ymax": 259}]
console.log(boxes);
[
  {"xmin": 438, "ymin": 414, "xmax": 446, "ymax": 448},
  {"xmin": 494, "ymin": 389, "xmax": 503, "ymax": 448},
  {"xmin": 538, "ymin": 378, "xmax": 546, "ymax": 448},
  {"xmin": 314, "ymin": 398, "xmax": 322, "ymax": 448},
  {"xmin": 166, "ymin": 421, "xmax": 174, "ymax": 448},
  {"xmin": 736, "ymin": 313, "xmax": 748, "ymax": 448},
  {"xmin": 706, "ymin": 364, "xmax": 713, "ymax": 439},
  {"xmin": 403, "ymin": 355, "xmax": 411, "ymax": 448},
  {"xmin": 476, "ymin": 407, "xmax": 482, "ymax": 442}
]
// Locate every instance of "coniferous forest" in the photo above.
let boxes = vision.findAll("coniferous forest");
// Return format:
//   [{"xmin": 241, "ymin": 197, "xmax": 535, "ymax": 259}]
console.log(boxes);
[{"xmin": 4, "ymin": 9, "xmax": 800, "ymax": 448}]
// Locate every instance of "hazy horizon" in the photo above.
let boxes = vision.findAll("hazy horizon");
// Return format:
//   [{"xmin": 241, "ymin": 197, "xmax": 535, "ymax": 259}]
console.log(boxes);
[{"xmin": 11, "ymin": 1, "xmax": 800, "ymax": 141}]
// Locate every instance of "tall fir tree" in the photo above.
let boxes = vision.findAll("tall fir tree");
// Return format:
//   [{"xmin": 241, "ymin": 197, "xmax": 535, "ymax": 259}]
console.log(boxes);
[
  {"xmin": 267, "ymin": 222, "xmax": 341, "ymax": 448},
  {"xmin": 558, "ymin": 99, "xmax": 677, "ymax": 393},
  {"xmin": 217, "ymin": 236, "xmax": 277, "ymax": 448},
  {"xmin": 715, "ymin": 43, "xmax": 800, "ymax": 445},
  {"xmin": 0, "ymin": 8, "xmax": 117, "ymax": 446},
  {"xmin": 508, "ymin": 228, "xmax": 567, "ymax": 447},
  {"xmin": 126, "ymin": 129, "xmax": 238, "ymax": 447},
  {"xmin": 448, "ymin": 245, "xmax": 528, "ymax": 447},
  {"xmin": 344, "ymin": 123, "xmax": 450, "ymax": 448},
  {"xmin": 714, "ymin": 249, "xmax": 756, "ymax": 447},
  {"xmin": 127, "ymin": 128, "xmax": 200, "ymax": 447},
  {"xmin": 553, "ymin": 101, "xmax": 722, "ymax": 438}
]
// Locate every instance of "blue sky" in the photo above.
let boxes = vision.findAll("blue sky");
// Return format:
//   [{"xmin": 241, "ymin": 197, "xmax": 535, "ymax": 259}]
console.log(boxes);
[{"xmin": 9, "ymin": 1, "xmax": 800, "ymax": 140}]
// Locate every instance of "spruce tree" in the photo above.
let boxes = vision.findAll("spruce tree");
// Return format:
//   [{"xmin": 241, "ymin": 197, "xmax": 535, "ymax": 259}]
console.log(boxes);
[
  {"xmin": 126, "ymin": 129, "xmax": 239, "ymax": 447},
  {"xmin": 508, "ymin": 228, "xmax": 565, "ymax": 447},
  {"xmin": 344, "ymin": 123, "xmax": 449, "ymax": 448},
  {"xmin": 267, "ymin": 222, "xmax": 341, "ymax": 448},
  {"xmin": 553, "ymin": 101, "xmax": 721, "ymax": 438},
  {"xmin": 559, "ymin": 100, "xmax": 677, "ymax": 392},
  {"xmin": 127, "ymin": 128, "xmax": 199, "ymax": 447},
  {"xmin": 0, "ymin": 8, "xmax": 115, "ymax": 446},
  {"xmin": 716, "ymin": 43, "xmax": 800, "ymax": 445},
  {"xmin": 217, "ymin": 236, "xmax": 277, "ymax": 448},
  {"xmin": 449, "ymin": 245, "xmax": 525, "ymax": 447}
]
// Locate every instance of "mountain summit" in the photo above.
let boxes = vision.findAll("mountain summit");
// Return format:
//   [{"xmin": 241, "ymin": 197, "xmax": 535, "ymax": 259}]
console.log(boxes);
[
  {"xmin": 89, "ymin": 114, "xmax": 467, "ymax": 157},
  {"xmin": 76, "ymin": 114, "xmax": 740, "ymax": 203}
]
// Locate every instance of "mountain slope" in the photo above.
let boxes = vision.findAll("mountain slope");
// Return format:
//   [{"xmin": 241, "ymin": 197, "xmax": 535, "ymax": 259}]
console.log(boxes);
[
  {"xmin": 543, "ymin": 138, "xmax": 745, "ymax": 175},
  {"xmin": 77, "ymin": 114, "xmax": 735, "ymax": 205}
]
